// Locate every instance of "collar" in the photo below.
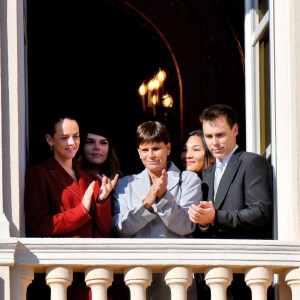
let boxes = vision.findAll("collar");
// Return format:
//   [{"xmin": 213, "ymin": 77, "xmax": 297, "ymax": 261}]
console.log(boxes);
[{"xmin": 218, "ymin": 144, "xmax": 238, "ymax": 165}]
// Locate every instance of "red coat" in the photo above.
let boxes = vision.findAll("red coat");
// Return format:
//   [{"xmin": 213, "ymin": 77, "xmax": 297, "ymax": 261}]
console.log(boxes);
[{"xmin": 25, "ymin": 157, "xmax": 112, "ymax": 238}]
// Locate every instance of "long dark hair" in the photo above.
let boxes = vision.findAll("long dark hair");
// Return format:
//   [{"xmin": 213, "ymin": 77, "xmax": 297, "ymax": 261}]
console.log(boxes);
[
  {"xmin": 78, "ymin": 123, "xmax": 122, "ymax": 179},
  {"xmin": 184, "ymin": 128, "xmax": 214, "ymax": 170}
]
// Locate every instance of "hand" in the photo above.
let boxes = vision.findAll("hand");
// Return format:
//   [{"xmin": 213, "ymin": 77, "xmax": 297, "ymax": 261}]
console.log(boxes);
[
  {"xmin": 156, "ymin": 169, "xmax": 168, "ymax": 199},
  {"xmin": 82, "ymin": 181, "xmax": 95, "ymax": 212},
  {"xmin": 98, "ymin": 174, "xmax": 119, "ymax": 201},
  {"xmin": 143, "ymin": 170, "xmax": 168, "ymax": 209},
  {"xmin": 143, "ymin": 184, "xmax": 158, "ymax": 209},
  {"xmin": 188, "ymin": 201, "xmax": 215, "ymax": 226}
]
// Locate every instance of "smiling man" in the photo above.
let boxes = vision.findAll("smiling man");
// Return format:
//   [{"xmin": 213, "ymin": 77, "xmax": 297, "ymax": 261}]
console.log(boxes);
[{"xmin": 188, "ymin": 104, "xmax": 273, "ymax": 240}]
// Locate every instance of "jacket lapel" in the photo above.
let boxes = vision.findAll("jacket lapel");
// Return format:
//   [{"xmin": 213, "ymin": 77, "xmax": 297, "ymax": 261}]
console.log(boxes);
[
  {"xmin": 166, "ymin": 162, "xmax": 181, "ymax": 191},
  {"xmin": 44, "ymin": 157, "xmax": 82, "ymax": 200},
  {"xmin": 202, "ymin": 164, "xmax": 215, "ymax": 201},
  {"xmin": 214, "ymin": 149, "xmax": 243, "ymax": 209},
  {"xmin": 74, "ymin": 163, "xmax": 94, "ymax": 199},
  {"xmin": 134, "ymin": 168, "xmax": 152, "ymax": 199}
]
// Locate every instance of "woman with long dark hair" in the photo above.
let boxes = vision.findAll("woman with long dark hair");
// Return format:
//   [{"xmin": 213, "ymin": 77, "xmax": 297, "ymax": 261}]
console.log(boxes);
[
  {"xmin": 78, "ymin": 121, "xmax": 122, "ymax": 180},
  {"xmin": 25, "ymin": 113, "xmax": 117, "ymax": 300}
]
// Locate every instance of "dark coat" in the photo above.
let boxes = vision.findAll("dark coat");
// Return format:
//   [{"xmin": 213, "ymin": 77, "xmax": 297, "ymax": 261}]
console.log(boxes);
[{"xmin": 199, "ymin": 148, "xmax": 273, "ymax": 239}]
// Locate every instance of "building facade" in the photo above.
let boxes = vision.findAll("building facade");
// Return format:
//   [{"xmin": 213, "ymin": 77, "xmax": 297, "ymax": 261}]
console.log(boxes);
[{"xmin": 1, "ymin": 0, "xmax": 300, "ymax": 299}]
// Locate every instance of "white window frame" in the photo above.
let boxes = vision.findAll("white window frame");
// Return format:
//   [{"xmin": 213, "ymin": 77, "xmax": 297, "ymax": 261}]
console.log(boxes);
[
  {"xmin": 244, "ymin": 0, "xmax": 275, "ymax": 158},
  {"xmin": 244, "ymin": 0, "xmax": 277, "ymax": 239}
]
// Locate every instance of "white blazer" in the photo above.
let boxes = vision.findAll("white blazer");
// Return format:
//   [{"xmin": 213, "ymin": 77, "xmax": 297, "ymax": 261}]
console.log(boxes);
[{"xmin": 112, "ymin": 161, "xmax": 202, "ymax": 238}]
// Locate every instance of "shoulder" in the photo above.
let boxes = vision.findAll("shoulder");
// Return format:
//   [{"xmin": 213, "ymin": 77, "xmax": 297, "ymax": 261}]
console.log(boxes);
[
  {"xmin": 201, "ymin": 163, "xmax": 214, "ymax": 181},
  {"xmin": 25, "ymin": 161, "xmax": 51, "ymax": 189},
  {"xmin": 235, "ymin": 151, "xmax": 272, "ymax": 180},
  {"xmin": 74, "ymin": 162, "xmax": 96, "ymax": 181},
  {"xmin": 181, "ymin": 170, "xmax": 201, "ymax": 182},
  {"xmin": 239, "ymin": 151, "xmax": 269, "ymax": 166},
  {"xmin": 167, "ymin": 161, "xmax": 200, "ymax": 180},
  {"xmin": 25, "ymin": 161, "xmax": 47, "ymax": 178},
  {"xmin": 115, "ymin": 174, "xmax": 138, "ymax": 189}
]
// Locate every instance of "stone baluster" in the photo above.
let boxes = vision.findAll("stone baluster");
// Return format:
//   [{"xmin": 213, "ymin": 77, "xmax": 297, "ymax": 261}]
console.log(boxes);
[
  {"xmin": 19, "ymin": 266, "xmax": 35, "ymax": 300},
  {"xmin": 245, "ymin": 267, "xmax": 273, "ymax": 300},
  {"xmin": 124, "ymin": 267, "xmax": 152, "ymax": 300},
  {"xmin": 46, "ymin": 266, "xmax": 73, "ymax": 300},
  {"xmin": 205, "ymin": 267, "xmax": 232, "ymax": 300},
  {"xmin": 165, "ymin": 266, "xmax": 192, "ymax": 300},
  {"xmin": 285, "ymin": 267, "xmax": 300, "ymax": 299},
  {"xmin": 85, "ymin": 267, "xmax": 113, "ymax": 300}
]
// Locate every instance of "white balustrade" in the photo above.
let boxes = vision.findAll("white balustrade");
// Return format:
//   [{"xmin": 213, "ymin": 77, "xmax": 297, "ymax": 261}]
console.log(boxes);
[
  {"xmin": 124, "ymin": 266, "xmax": 152, "ymax": 300},
  {"xmin": 285, "ymin": 267, "xmax": 300, "ymax": 299},
  {"xmin": 245, "ymin": 267, "xmax": 273, "ymax": 300},
  {"xmin": 46, "ymin": 266, "xmax": 73, "ymax": 300},
  {"xmin": 165, "ymin": 266, "xmax": 192, "ymax": 300},
  {"xmin": 205, "ymin": 267, "xmax": 232, "ymax": 300},
  {"xmin": 4, "ymin": 238, "xmax": 300, "ymax": 300},
  {"xmin": 85, "ymin": 267, "xmax": 113, "ymax": 300},
  {"xmin": 19, "ymin": 266, "xmax": 34, "ymax": 300}
]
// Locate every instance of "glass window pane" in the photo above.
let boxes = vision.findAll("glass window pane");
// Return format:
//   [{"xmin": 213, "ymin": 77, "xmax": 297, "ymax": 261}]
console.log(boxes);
[
  {"xmin": 259, "ymin": 30, "xmax": 270, "ymax": 155},
  {"xmin": 258, "ymin": 0, "xmax": 269, "ymax": 22}
]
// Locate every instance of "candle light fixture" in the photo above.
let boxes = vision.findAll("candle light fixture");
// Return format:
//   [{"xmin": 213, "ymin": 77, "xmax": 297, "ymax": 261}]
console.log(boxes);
[
  {"xmin": 162, "ymin": 94, "xmax": 173, "ymax": 108},
  {"xmin": 138, "ymin": 82, "xmax": 147, "ymax": 112},
  {"xmin": 157, "ymin": 69, "xmax": 166, "ymax": 83},
  {"xmin": 138, "ymin": 68, "xmax": 173, "ymax": 117}
]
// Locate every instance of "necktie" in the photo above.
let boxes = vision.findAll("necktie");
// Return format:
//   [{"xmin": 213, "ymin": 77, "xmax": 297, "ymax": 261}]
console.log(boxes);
[{"xmin": 214, "ymin": 159, "xmax": 225, "ymax": 199}]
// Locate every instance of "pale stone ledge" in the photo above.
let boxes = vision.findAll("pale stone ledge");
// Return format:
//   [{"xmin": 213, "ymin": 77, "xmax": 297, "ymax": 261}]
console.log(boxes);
[{"xmin": 9, "ymin": 238, "xmax": 300, "ymax": 273}]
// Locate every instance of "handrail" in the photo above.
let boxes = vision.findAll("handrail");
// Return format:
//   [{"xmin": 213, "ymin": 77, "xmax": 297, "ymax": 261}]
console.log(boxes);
[{"xmin": 13, "ymin": 238, "xmax": 300, "ymax": 273}]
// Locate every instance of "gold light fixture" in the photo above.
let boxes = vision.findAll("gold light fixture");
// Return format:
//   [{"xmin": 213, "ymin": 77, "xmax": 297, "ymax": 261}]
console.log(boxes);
[
  {"xmin": 138, "ymin": 82, "xmax": 147, "ymax": 112},
  {"xmin": 157, "ymin": 69, "xmax": 166, "ymax": 83},
  {"xmin": 138, "ymin": 82, "xmax": 147, "ymax": 96},
  {"xmin": 138, "ymin": 69, "xmax": 173, "ymax": 115},
  {"xmin": 152, "ymin": 95, "xmax": 157, "ymax": 105},
  {"xmin": 147, "ymin": 80, "xmax": 154, "ymax": 91},
  {"xmin": 162, "ymin": 94, "xmax": 173, "ymax": 108},
  {"xmin": 153, "ymin": 78, "xmax": 160, "ymax": 90}
]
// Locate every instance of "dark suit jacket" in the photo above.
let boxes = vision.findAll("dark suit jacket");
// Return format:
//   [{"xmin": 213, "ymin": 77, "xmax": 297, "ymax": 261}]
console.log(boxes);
[
  {"xmin": 25, "ymin": 157, "xmax": 112, "ymax": 238},
  {"xmin": 199, "ymin": 147, "xmax": 273, "ymax": 239}
]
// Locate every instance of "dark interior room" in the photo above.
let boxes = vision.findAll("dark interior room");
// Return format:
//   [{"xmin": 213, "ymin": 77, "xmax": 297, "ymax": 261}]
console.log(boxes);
[{"xmin": 26, "ymin": 0, "xmax": 245, "ymax": 175}]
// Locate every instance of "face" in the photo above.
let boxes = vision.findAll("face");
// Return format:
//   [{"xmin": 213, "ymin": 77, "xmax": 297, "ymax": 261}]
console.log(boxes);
[
  {"xmin": 46, "ymin": 119, "xmax": 80, "ymax": 163},
  {"xmin": 182, "ymin": 135, "xmax": 206, "ymax": 173},
  {"xmin": 83, "ymin": 133, "xmax": 109, "ymax": 166},
  {"xmin": 203, "ymin": 116, "xmax": 238, "ymax": 160},
  {"xmin": 137, "ymin": 141, "xmax": 171, "ymax": 174}
]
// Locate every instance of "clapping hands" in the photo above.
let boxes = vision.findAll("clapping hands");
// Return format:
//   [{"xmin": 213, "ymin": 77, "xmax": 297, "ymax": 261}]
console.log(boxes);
[
  {"xmin": 188, "ymin": 201, "xmax": 215, "ymax": 226},
  {"xmin": 98, "ymin": 174, "xmax": 119, "ymax": 201},
  {"xmin": 82, "ymin": 174, "xmax": 119, "ymax": 212},
  {"xmin": 142, "ymin": 169, "xmax": 168, "ymax": 209}
]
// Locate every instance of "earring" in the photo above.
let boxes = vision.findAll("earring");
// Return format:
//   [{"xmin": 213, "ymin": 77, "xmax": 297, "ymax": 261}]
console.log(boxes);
[{"xmin": 50, "ymin": 145, "xmax": 53, "ymax": 151}]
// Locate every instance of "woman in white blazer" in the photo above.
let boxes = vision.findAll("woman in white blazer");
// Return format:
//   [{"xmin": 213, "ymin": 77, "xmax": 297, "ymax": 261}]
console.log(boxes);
[{"xmin": 112, "ymin": 121, "xmax": 202, "ymax": 300}]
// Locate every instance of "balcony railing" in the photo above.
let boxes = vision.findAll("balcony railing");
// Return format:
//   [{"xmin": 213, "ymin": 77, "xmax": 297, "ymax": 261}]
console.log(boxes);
[{"xmin": 1, "ymin": 238, "xmax": 300, "ymax": 299}]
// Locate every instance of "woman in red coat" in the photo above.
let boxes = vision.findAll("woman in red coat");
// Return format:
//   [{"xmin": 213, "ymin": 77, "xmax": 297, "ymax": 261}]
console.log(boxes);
[{"xmin": 25, "ymin": 114, "xmax": 118, "ymax": 299}]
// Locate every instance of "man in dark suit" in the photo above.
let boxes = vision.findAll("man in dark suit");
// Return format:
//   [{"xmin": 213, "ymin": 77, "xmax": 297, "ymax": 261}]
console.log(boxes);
[
  {"xmin": 188, "ymin": 104, "xmax": 273, "ymax": 238},
  {"xmin": 188, "ymin": 104, "xmax": 273, "ymax": 299}
]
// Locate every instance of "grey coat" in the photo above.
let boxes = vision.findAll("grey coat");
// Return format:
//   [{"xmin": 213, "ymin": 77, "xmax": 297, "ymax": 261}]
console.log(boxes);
[{"xmin": 112, "ymin": 161, "xmax": 202, "ymax": 238}]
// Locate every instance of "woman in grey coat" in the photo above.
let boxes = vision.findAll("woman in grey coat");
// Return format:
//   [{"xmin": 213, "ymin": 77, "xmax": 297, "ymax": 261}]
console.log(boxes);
[{"xmin": 112, "ymin": 121, "xmax": 202, "ymax": 300}]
